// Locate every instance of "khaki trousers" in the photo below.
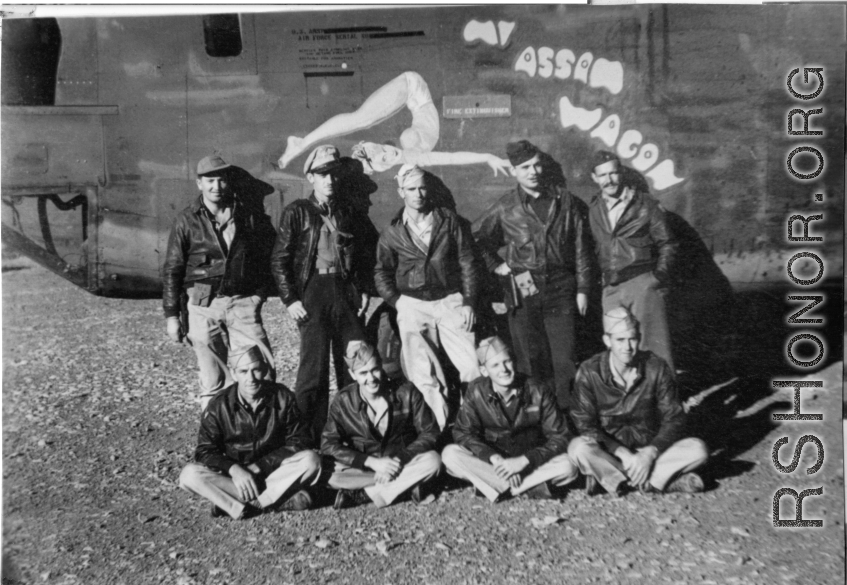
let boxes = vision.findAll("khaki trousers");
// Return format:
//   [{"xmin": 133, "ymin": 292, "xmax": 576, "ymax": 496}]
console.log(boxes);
[
  {"xmin": 567, "ymin": 435, "xmax": 708, "ymax": 493},
  {"xmin": 602, "ymin": 271, "xmax": 673, "ymax": 372},
  {"xmin": 179, "ymin": 450, "xmax": 321, "ymax": 519},
  {"xmin": 328, "ymin": 451, "xmax": 441, "ymax": 508},
  {"xmin": 395, "ymin": 293, "xmax": 480, "ymax": 429},
  {"xmin": 186, "ymin": 294, "xmax": 275, "ymax": 411},
  {"xmin": 442, "ymin": 444, "xmax": 578, "ymax": 502}
]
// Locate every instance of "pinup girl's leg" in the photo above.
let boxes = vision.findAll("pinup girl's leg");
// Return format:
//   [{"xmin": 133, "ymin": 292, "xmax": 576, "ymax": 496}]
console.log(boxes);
[{"xmin": 280, "ymin": 73, "xmax": 412, "ymax": 168}]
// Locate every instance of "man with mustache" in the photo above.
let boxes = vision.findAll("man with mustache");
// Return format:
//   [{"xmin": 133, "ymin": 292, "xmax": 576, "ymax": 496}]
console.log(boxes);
[
  {"xmin": 568, "ymin": 307, "xmax": 708, "ymax": 496},
  {"xmin": 588, "ymin": 150, "xmax": 678, "ymax": 372}
]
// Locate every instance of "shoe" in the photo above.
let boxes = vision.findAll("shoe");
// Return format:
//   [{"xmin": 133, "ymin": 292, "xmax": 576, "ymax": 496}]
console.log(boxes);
[
  {"xmin": 210, "ymin": 504, "xmax": 226, "ymax": 518},
  {"xmin": 236, "ymin": 504, "xmax": 261, "ymax": 520},
  {"xmin": 411, "ymin": 485, "xmax": 424, "ymax": 504},
  {"xmin": 665, "ymin": 472, "xmax": 705, "ymax": 494},
  {"xmin": 333, "ymin": 489, "xmax": 370, "ymax": 510},
  {"xmin": 474, "ymin": 487, "xmax": 507, "ymax": 503},
  {"xmin": 278, "ymin": 490, "xmax": 313, "ymax": 512},
  {"xmin": 639, "ymin": 483, "xmax": 661, "ymax": 495},
  {"xmin": 585, "ymin": 476, "xmax": 601, "ymax": 497},
  {"xmin": 525, "ymin": 482, "xmax": 553, "ymax": 500}
]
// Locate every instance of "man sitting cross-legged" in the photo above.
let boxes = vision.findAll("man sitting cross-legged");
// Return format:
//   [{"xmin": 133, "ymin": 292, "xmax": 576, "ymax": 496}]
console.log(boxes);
[
  {"xmin": 179, "ymin": 346, "xmax": 321, "ymax": 519},
  {"xmin": 322, "ymin": 341, "xmax": 442, "ymax": 509},
  {"xmin": 568, "ymin": 307, "xmax": 708, "ymax": 497},
  {"xmin": 442, "ymin": 337, "xmax": 578, "ymax": 502}
]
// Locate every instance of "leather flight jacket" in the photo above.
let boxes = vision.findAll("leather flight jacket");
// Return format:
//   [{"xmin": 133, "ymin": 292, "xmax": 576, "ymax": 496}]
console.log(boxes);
[
  {"xmin": 587, "ymin": 188, "xmax": 677, "ymax": 287},
  {"xmin": 271, "ymin": 194, "xmax": 377, "ymax": 307},
  {"xmin": 162, "ymin": 195, "xmax": 276, "ymax": 319},
  {"xmin": 570, "ymin": 350, "xmax": 686, "ymax": 454},
  {"xmin": 321, "ymin": 378, "xmax": 440, "ymax": 469},
  {"xmin": 452, "ymin": 374, "xmax": 571, "ymax": 470},
  {"xmin": 374, "ymin": 206, "xmax": 481, "ymax": 308},
  {"xmin": 472, "ymin": 184, "xmax": 593, "ymax": 294},
  {"xmin": 194, "ymin": 382, "xmax": 311, "ymax": 477}
]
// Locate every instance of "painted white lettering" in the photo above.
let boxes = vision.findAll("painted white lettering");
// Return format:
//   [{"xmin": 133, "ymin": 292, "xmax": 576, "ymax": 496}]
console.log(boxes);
[
  {"xmin": 590, "ymin": 114, "xmax": 621, "ymax": 147},
  {"xmin": 497, "ymin": 21, "xmax": 516, "ymax": 47},
  {"xmin": 645, "ymin": 159, "xmax": 685, "ymax": 189},
  {"xmin": 463, "ymin": 20, "xmax": 498, "ymax": 46},
  {"xmin": 617, "ymin": 129, "xmax": 643, "ymax": 159},
  {"xmin": 632, "ymin": 143, "xmax": 660, "ymax": 172},
  {"xmin": 574, "ymin": 52, "xmax": 594, "ymax": 84},
  {"xmin": 558, "ymin": 97, "xmax": 603, "ymax": 131},
  {"xmin": 515, "ymin": 46, "xmax": 537, "ymax": 78},
  {"xmin": 554, "ymin": 49, "xmax": 576, "ymax": 80},
  {"xmin": 538, "ymin": 47, "xmax": 555, "ymax": 79},
  {"xmin": 589, "ymin": 57, "xmax": 624, "ymax": 95}
]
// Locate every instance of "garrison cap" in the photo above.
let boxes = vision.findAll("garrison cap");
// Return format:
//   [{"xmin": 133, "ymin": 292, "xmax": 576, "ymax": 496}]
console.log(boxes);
[
  {"xmin": 395, "ymin": 164, "xmax": 425, "ymax": 188},
  {"xmin": 304, "ymin": 145, "xmax": 343, "ymax": 175},
  {"xmin": 590, "ymin": 150, "xmax": 620, "ymax": 174},
  {"xmin": 506, "ymin": 140, "xmax": 540, "ymax": 166},
  {"xmin": 344, "ymin": 340, "xmax": 380, "ymax": 371},
  {"xmin": 603, "ymin": 306, "xmax": 639, "ymax": 335},
  {"xmin": 227, "ymin": 345, "xmax": 264, "ymax": 369},
  {"xmin": 197, "ymin": 155, "xmax": 233, "ymax": 176},
  {"xmin": 476, "ymin": 336, "xmax": 510, "ymax": 366}
]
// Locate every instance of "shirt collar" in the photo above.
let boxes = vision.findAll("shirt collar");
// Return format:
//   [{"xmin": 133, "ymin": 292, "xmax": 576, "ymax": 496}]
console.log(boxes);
[
  {"xmin": 229, "ymin": 383, "xmax": 273, "ymax": 413},
  {"xmin": 517, "ymin": 183, "xmax": 559, "ymax": 201},
  {"xmin": 602, "ymin": 185, "xmax": 633, "ymax": 211},
  {"xmin": 484, "ymin": 376, "xmax": 527, "ymax": 405},
  {"xmin": 309, "ymin": 193, "xmax": 333, "ymax": 215},
  {"xmin": 601, "ymin": 350, "xmax": 645, "ymax": 391},
  {"xmin": 403, "ymin": 208, "xmax": 433, "ymax": 227}
]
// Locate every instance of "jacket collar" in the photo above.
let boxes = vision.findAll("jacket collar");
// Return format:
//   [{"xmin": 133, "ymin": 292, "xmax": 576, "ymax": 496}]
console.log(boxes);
[
  {"xmin": 598, "ymin": 349, "xmax": 647, "ymax": 390},
  {"xmin": 349, "ymin": 379, "xmax": 399, "ymax": 413},
  {"xmin": 225, "ymin": 382, "xmax": 278, "ymax": 413},
  {"xmin": 516, "ymin": 183, "xmax": 561, "ymax": 205},
  {"xmin": 516, "ymin": 184, "xmax": 562, "ymax": 226},
  {"xmin": 191, "ymin": 194, "xmax": 235, "ymax": 212},
  {"xmin": 482, "ymin": 374, "xmax": 530, "ymax": 407},
  {"xmin": 391, "ymin": 204, "xmax": 446, "ymax": 227}
]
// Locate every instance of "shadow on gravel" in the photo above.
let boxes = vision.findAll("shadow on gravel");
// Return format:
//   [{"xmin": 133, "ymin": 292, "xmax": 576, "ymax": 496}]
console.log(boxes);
[{"xmin": 1, "ymin": 552, "xmax": 24, "ymax": 585}]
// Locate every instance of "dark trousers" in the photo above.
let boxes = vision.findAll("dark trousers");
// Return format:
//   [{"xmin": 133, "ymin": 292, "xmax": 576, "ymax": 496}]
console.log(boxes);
[
  {"xmin": 295, "ymin": 275, "xmax": 364, "ymax": 445},
  {"xmin": 507, "ymin": 273, "xmax": 576, "ymax": 411}
]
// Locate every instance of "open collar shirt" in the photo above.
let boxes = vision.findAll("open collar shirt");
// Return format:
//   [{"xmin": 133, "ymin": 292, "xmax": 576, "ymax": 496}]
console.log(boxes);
[{"xmin": 602, "ymin": 186, "xmax": 634, "ymax": 231}]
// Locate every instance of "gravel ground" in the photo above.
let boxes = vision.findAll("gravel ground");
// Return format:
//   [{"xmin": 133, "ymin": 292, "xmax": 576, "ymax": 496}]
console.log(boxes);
[{"xmin": 2, "ymin": 261, "xmax": 844, "ymax": 585}]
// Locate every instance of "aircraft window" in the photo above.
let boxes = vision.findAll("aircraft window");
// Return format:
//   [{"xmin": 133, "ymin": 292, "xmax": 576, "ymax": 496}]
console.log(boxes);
[
  {"xmin": 203, "ymin": 14, "xmax": 243, "ymax": 58},
  {"xmin": 1, "ymin": 18, "xmax": 62, "ymax": 106}
]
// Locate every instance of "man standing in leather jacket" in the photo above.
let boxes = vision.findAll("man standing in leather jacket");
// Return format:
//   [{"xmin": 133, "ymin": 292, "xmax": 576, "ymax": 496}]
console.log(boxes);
[
  {"xmin": 322, "ymin": 341, "xmax": 441, "ymax": 509},
  {"xmin": 162, "ymin": 155, "xmax": 276, "ymax": 410},
  {"xmin": 179, "ymin": 346, "xmax": 321, "ymax": 519},
  {"xmin": 270, "ymin": 145, "xmax": 376, "ymax": 444},
  {"xmin": 588, "ymin": 150, "xmax": 678, "ymax": 372},
  {"xmin": 568, "ymin": 308, "xmax": 708, "ymax": 496},
  {"xmin": 374, "ymin": 164, "xmax": 481, "ymax": 430},
  {"xmin": 473, "ymin": 140, "xmax": 593, "ymax": 411},
  {"xmin": 442, "ymin": 337, "xmax": 578, "ymax": 502}
]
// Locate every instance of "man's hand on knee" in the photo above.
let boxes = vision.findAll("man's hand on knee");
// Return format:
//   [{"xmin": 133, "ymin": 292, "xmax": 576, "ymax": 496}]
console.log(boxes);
[
  {"xmin": 366, "ymin": 456, "xmax": 402, "ymax": 481},
  {"xmin": 625, "ymin": 447, "xmax": 658, "ymax": 488},
  {"xmin": 229, "ymin": 464, "xmax": 260, "ymax": 502},
  {"xmin": 491, "ymin": 454, "xmax": 529, "ymax": 482}
]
